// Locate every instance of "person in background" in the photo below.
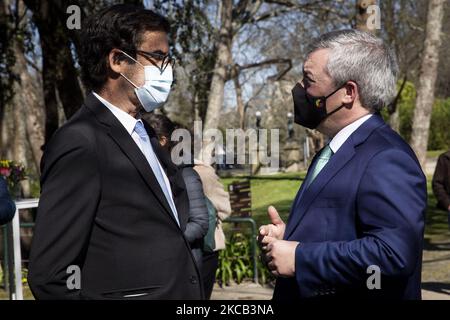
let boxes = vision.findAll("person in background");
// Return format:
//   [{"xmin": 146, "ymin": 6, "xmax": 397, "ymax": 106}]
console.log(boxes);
[
  {"xmin": 146, "ymin": 113, "xmax": 209, "ymax": 271},
  {"xmin": 0, "ymin": 177, "xmax": 15, "ymax": 225},
  {"xmin": 146, "ymin": 113, "xmax": 232, "ymax": 299},
  {"xmin": 432, "ymin": 150, "xmax": 450, "ymax": 227},
  {"xmin": 193, "ymin": 152, "xmax": 231, "ymax": 299}
]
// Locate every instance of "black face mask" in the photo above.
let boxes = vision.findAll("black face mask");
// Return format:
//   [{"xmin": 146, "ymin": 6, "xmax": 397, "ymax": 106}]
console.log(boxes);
[{"xmin": 291, "ymin": 83, "xmax": 347, "ymax": 129}]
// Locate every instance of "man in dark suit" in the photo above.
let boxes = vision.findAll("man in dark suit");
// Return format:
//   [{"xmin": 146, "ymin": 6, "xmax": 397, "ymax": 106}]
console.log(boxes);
[
  {"xmin": 28, "ymin": 4, "xmax": 203, "ymax": 299},
  {"xmin": 259, "ymin": 30, "xmax": 426, "ymax": 300},
  {"xmin": 0, "ymin": 177, "xmax": 15, "ymax": 225}
]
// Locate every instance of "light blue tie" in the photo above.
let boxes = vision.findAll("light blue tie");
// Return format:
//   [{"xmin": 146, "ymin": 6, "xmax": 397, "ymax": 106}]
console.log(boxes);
[
  {"xmin": 134, "ymin": 121, "xmax": 180, "ymax": 226},
  {"xmin": 304, "ymin": 144, "xmax": 334, "ymax": 189}
]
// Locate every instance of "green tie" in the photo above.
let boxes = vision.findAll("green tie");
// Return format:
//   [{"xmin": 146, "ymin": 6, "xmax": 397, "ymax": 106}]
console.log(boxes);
[{"xmin": 305, "ymin": 144, "xmax": 334, "ymax": 189}]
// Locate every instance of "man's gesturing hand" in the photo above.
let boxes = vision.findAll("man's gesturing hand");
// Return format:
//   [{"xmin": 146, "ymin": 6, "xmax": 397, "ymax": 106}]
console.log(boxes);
[
  {"xmin": 261, "ymin": 236, "xmax": 299, "ymax": 277},
  {"xmin": 258, "ymin": 206, "xmax": 296, "ymax": 277},
  {"xmin": 258, "ymin": 206, "xmax": 285, "ymax": 243}
]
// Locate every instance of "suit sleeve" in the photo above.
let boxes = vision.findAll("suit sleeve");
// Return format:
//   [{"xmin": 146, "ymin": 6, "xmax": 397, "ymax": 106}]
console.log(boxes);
[
  {"xmin": 28, "ymin": 127, "xmax": 101, "ymax": 300},
  {"xmin": 182, "ymin": 167, "xmax": 209, "ymax": 244},
  {"xmin": 0, "ymin": 177, "xmax": 15, "ymax": 225},
  {"xmin": 294, "ymin": 149, "xmax": 427, "ymax": 297},
  {"xmin": 432, "ymin": 154, "xmax": 450, "ymax": 210}
]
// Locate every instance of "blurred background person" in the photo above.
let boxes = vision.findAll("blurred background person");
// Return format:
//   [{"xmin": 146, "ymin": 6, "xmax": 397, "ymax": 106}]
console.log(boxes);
[
  {"xmin": 193, "ymin": 146, "xmax": 231, "ymax": 299},
  {"xmin": 147, "ymin": 113, "xmax": 231, "ymax": 299},
  {"xmin": 432, "ymin": 150, "xmax": 450, "ymax": 227},
  {"xmin": 0, "ymin": 177, "xmax": 15, "ymax": 225}
]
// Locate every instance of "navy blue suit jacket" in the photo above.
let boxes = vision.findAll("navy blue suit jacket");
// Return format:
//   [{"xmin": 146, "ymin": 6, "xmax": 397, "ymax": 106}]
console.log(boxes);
[
  {"xmin": 273, "ymin": 114, "xmax": 426, "ymax": 300},
  {"xmin": 0, "ymin": 177, "xmax": 15, "ymax": 225}
]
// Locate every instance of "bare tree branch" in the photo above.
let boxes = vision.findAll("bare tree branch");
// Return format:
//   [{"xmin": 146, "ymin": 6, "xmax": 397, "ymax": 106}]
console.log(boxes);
[{"xmin": 239, "ymin": 58, "xmax": 291, "ymax": 71}]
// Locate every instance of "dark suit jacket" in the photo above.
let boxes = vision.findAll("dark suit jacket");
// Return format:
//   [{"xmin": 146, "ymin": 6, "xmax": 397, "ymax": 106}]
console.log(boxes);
[
  {"xmin": 432, "ymin": 151, "xmax": 450, "ymax": 211},
  {"xmin": 0, "ymin": 177, "xmax": 15, "ymax": 225},
  {"xmin": 28, "ymin": 93, "xmax": 203, "ymax": 300},
  {"xmin": 274, "ymin": 114, "xmax": 427, "ymax": 300}
]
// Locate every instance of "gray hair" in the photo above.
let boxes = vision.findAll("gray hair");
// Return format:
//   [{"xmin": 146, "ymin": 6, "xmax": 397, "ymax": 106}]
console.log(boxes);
[{"xmin": 307, "ymin": 29, "xmax": 399, "ymax": 112}]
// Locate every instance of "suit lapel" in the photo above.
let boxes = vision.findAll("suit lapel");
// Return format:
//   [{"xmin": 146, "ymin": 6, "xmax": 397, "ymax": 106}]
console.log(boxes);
[
  {"xmin": 144, "ymin": 121, "xmax": 188, "ymax": 229},
  {"xmin": 284, "ymin": 152, "xmax": 320, "ymax": 231},
  {"xmin": 285, "ymin": 114, "xmax": 386, "ymax": 239},
  {"xmin": 84, "ymin": 93, "xmax": 180, "ymax": 228},
  {"xmin": 285, "ymin": 142, "xmax": 356, "ymax": 238}
]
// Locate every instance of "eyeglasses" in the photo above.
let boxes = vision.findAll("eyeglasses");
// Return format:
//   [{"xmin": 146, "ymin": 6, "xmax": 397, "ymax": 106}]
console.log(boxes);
[{"xmin": 136, "ymin": 50, "xmax": 175, "ymax": 73}]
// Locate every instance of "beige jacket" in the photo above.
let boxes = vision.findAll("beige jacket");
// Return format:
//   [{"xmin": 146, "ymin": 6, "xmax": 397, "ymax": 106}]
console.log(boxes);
[{"xmin": 193, "ymin": 161, "xmax": 231, "ymax": 251}]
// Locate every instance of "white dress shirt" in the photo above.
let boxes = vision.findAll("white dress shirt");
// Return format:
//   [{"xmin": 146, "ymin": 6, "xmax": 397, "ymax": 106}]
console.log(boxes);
[
  {"xmin": 329, "ymin": 113, "xmax": 373, "ymax": 153},
  {"xmin": 93, "ymin": 92, "xmax": 178, "ymax": 219}
]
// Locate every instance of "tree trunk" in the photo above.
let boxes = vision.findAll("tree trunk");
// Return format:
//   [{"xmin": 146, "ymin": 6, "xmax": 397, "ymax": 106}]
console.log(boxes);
[
  {"xmin": 12, "ymin": 43, "xmax": 45, "ymax": 176},
  {"xmin": 410, "ymin": 0, "xmax": 445, "ymax": 169},
  {"xmin": 203, "ymin": 0, "xmax": 233, "ymax": 133},
  {"xmin": 389, "ymin": 108, "xmax": 400, "ymax": 132},
  {"xmin": 23, "ymin": 0, "xmax": 84, "ymax": 144},
  {"xmin": 234, "ymin": 73, "xmax": 246, "ymax": 130},
  {"xmin": 1, "ymin": 0, "xmax": 44, "ymax": 175}
]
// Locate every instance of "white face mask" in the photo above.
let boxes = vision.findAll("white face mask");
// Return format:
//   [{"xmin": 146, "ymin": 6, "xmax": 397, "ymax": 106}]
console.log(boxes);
[{"xmin": 120, "ymin": 51, "xmax": 173, "ymax": 112}]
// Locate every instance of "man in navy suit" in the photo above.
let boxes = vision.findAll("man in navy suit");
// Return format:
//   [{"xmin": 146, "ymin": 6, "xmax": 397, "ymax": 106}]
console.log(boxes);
[
  {"xmin": 0, "ymin": 177, "xmax": 15, "ymax": 225},
  {"xmin": 259, "ymin": 29, "xmax": 426, "ymax": 300}
]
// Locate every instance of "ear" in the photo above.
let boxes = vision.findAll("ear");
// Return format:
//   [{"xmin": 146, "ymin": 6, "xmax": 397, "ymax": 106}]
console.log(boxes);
[
  {"xmin": 342, "ymin": 81, "xmax": 358, "ymax": 106},
  {"xmin": 159, "ymin": 136, "xmax": 168, "ymax": 147},
  {"xmin": 108, "ymin": 49, "xmax": 130, "ymax": 75}
]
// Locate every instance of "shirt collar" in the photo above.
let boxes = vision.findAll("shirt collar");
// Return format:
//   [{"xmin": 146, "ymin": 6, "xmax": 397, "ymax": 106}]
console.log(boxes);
[
  {"xmin": 93, "ymin": 92, "xmax": 141, "ymax": 135},
  {"xmin": 329, "ymin": 113, "xmax": 373, "ymax": 153}
]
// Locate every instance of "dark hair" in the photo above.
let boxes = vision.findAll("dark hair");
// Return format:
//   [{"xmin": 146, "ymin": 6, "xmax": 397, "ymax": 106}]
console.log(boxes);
[
  {"xmin": 146, "ymin": 113, "xmax": 178, "ymax": 141},
  {"xmin": 78, "ymin": 4, "xmax": 170, "ymax": 91},
  {"xmin": 147, "ymin": 114, "xmax": 195, "ymax": 164}
]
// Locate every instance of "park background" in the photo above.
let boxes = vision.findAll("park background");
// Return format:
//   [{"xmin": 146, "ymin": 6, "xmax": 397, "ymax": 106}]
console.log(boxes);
[{"xmin": 0, "ymin": 0, "xmax": 449, "ymax": 299}]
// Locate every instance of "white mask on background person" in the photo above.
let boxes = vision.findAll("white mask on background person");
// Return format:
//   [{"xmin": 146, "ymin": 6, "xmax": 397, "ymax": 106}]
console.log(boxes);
[{"xmin": 119, "ymin": 50, "xmax": 173, "ymax": 112}]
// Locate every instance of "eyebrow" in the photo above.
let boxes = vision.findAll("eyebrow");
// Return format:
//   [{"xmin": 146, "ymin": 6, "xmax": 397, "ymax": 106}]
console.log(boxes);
[{"xmin": 151, "ymin": 49, "xmax": 169, "ymax": 55}]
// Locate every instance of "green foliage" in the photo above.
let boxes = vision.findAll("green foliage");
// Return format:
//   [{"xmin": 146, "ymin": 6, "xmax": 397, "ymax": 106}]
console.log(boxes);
[
  {"xmin": 386, "ymin": 81, "xmax": 450, "ymax": 150},
  {"xmin": 428, "ymin": 98, "xmax": 450, "ymax": 150},
  {"xmin": 216, "ymin": 231, "xmax": 274, "ymax": 286}
]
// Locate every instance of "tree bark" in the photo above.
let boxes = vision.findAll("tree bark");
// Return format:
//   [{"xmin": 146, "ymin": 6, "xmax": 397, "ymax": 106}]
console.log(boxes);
[
  {"xmin": 203, "ymin": 0, "xmax": 233, "ymax": 133},
  {"xmin": 1, "ymin": 0, "xmax": 44, "ymax": 175},
  {"xmin": 23, "ymin": 0, "xmax": 84, "ymax": 144},
  {"xmin": 388, "ymin": 108, "xmax": 400, "ymax": 132},
  {"xmin": 410, "ymin": 0, "xmax": 445, "ymax": 169},
  {"xmin": 12, "ymin": 41, "xmax": 45, "ymax": 175},
  {"xmin": 234, "ymin": 72, "xmax": 246, "ymax": 130}
]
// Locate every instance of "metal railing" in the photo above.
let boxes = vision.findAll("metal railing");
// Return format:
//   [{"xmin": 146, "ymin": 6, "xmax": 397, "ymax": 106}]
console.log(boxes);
[
  {"xmin": 1, "ymin": 198, "xmax": 38, "ymax": 300},
  {"xmin": 2, "ymin": 198, "xmax": 259, "ymax": 299}
]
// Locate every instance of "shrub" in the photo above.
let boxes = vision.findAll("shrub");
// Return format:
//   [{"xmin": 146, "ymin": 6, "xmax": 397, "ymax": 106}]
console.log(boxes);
[
  {"xmin": 216, "ymin": 231, "xmax": 274, "ymax": 286},
  {"xmin": 383, "ymin": 81, "xmax": 450, "ymax": 151}
]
